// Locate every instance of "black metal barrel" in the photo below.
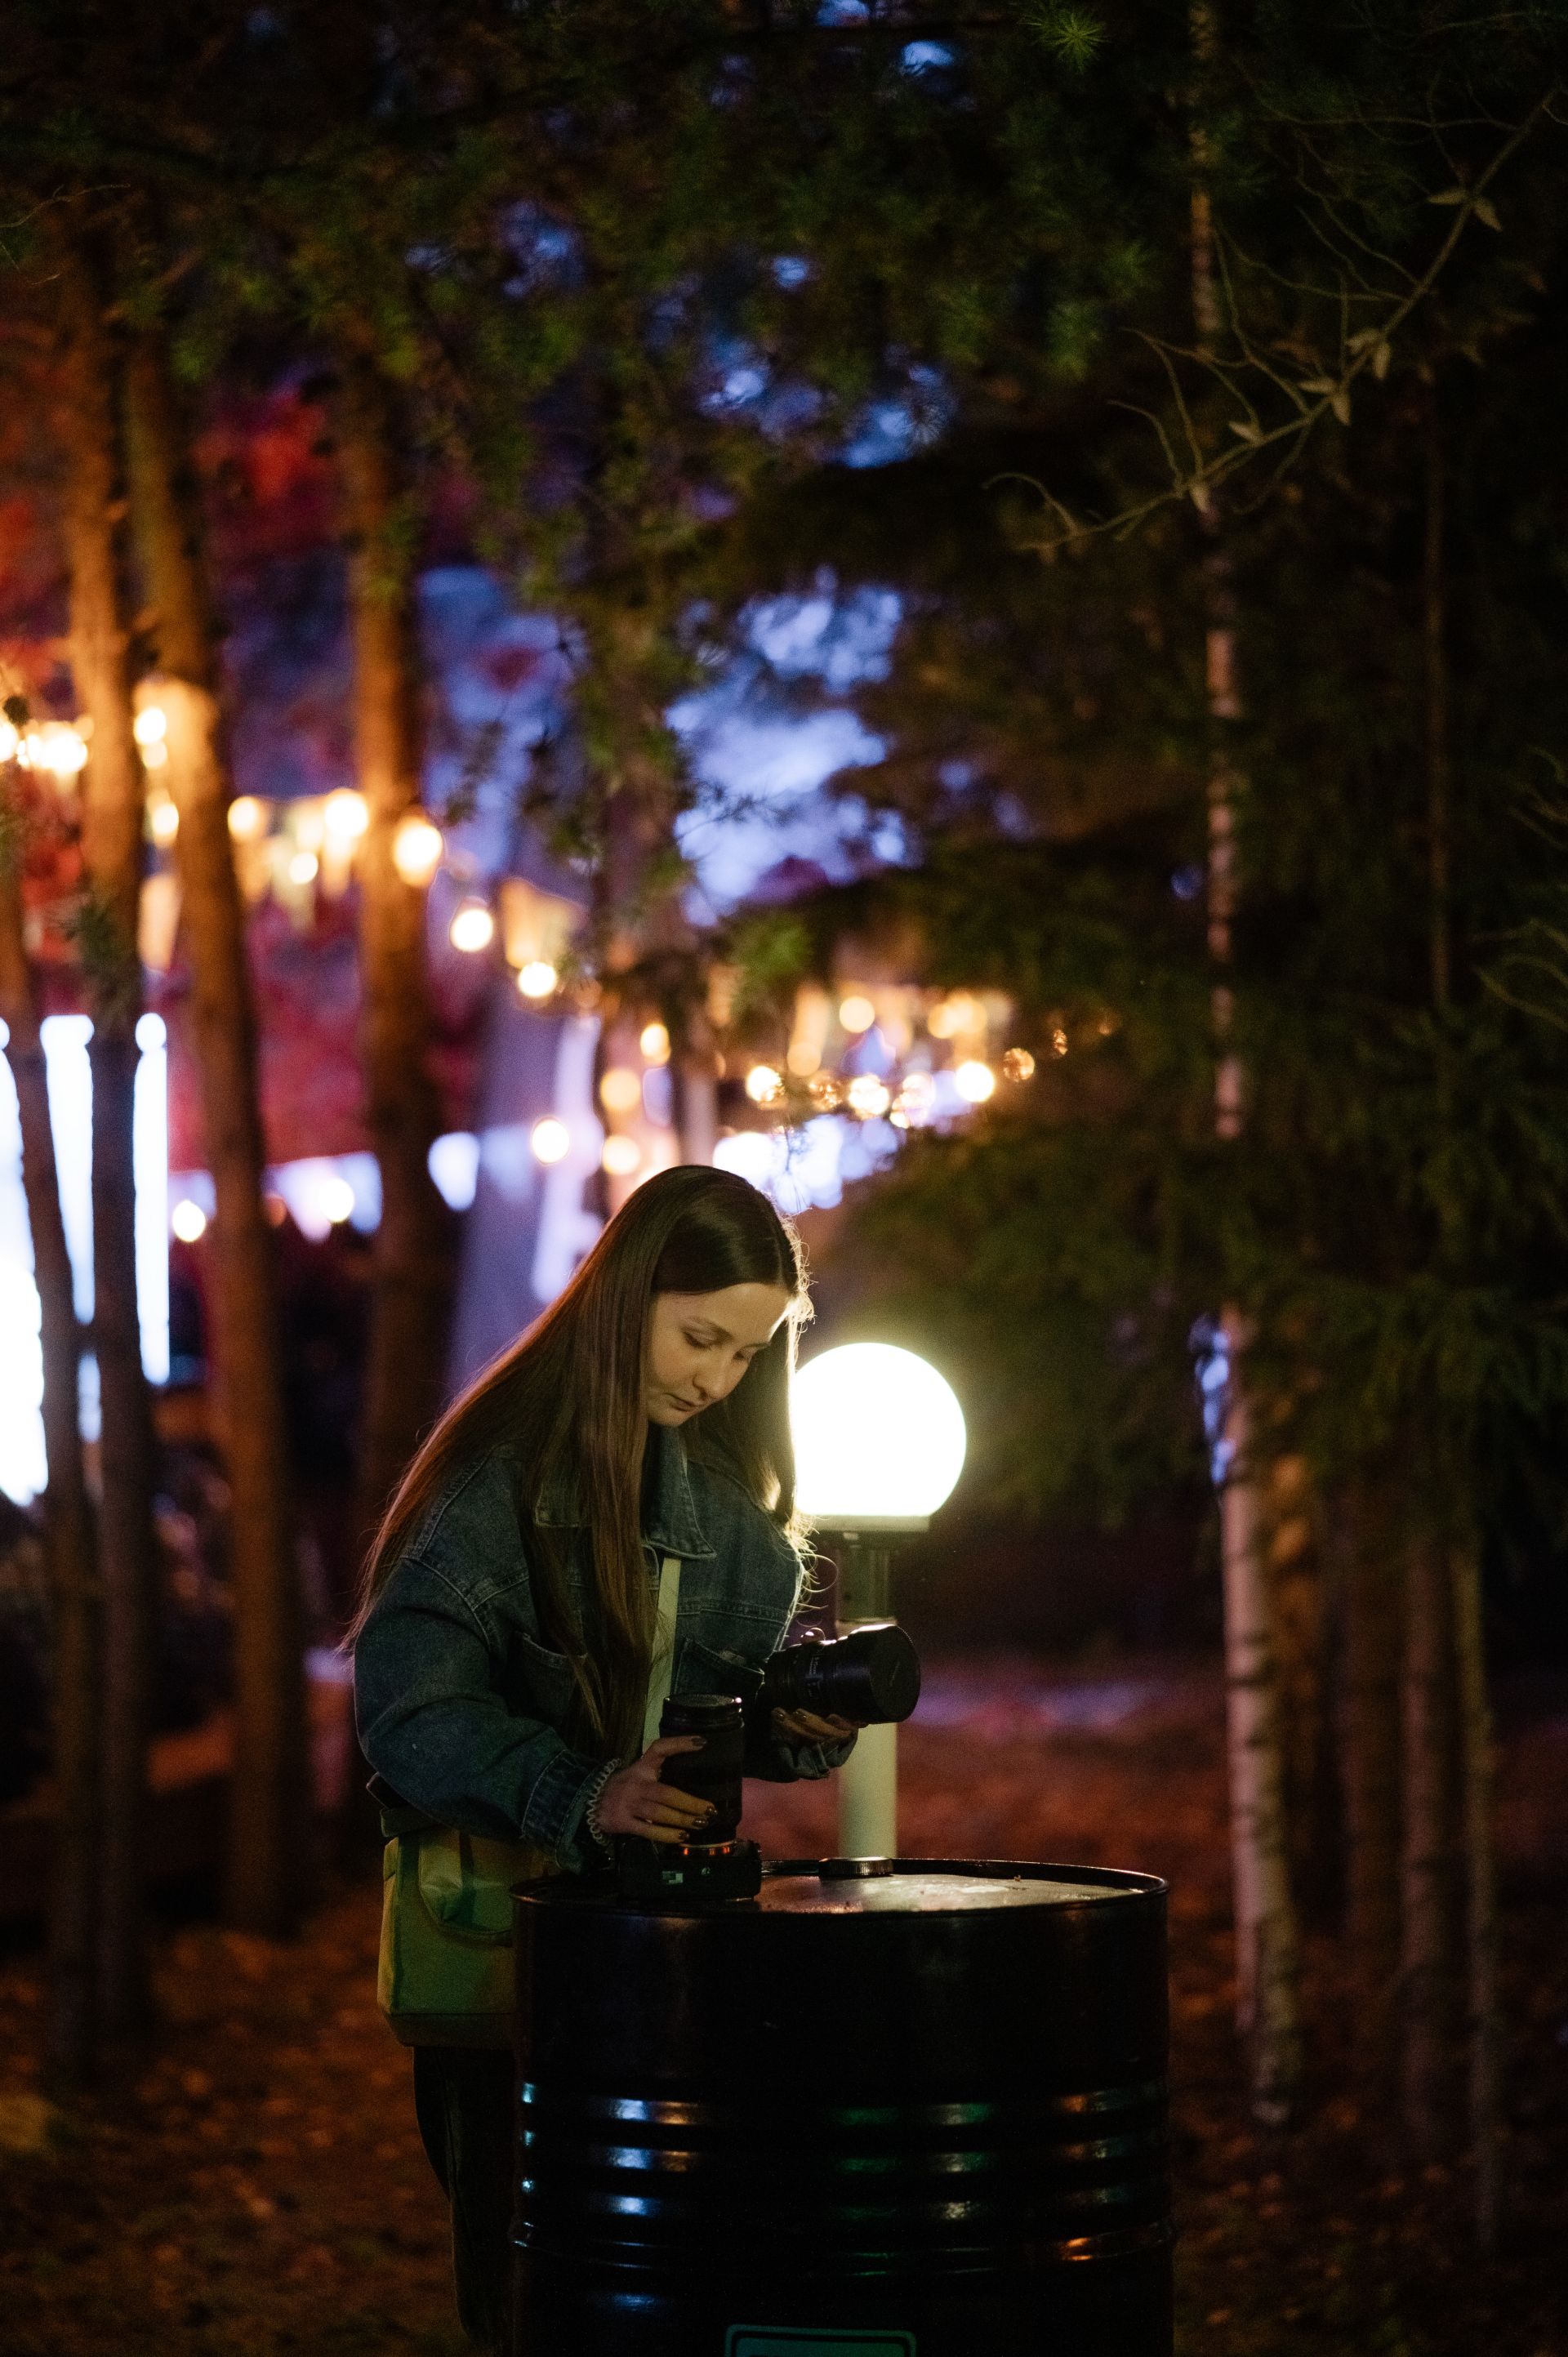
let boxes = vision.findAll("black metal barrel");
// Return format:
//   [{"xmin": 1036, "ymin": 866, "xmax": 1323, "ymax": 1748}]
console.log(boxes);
[{"xmin": 512, "ymin": 1857, "xmax": 1171, "ymax": 2356}]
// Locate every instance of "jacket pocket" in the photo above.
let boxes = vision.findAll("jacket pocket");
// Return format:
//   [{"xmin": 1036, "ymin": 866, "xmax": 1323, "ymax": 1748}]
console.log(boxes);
[
  {"xmin": 677, "ymin": 1633, "xmax": 765, "ymax": 1702},
  {"xmin": 504, "ymin": 1629, "xmax": 583, "ymax": 1716}
]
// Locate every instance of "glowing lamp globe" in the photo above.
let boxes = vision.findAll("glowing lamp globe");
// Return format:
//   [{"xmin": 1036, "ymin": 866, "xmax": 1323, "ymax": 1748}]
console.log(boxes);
[{"xmin": 791, "ymin": 1343, "xmax": 965, "ymax": 1533}]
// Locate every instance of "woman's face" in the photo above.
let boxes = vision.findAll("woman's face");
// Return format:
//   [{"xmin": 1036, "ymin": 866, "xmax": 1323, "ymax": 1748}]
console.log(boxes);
[{"xmin": 644, "ymin": 1283, "xmax": 795, "ymax": 1426}]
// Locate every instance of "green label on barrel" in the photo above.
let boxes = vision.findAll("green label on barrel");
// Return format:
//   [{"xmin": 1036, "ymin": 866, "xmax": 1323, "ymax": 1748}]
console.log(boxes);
[{"xmin": 726, "ymin": 2333, "xmax": 915, "ymax": 2355}]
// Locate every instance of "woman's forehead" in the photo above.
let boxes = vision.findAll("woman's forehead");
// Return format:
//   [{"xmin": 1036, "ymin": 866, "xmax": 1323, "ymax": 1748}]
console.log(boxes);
[{"xmin": 660, "ymin": 1280, "xmax": 794, "ymax": 1343}]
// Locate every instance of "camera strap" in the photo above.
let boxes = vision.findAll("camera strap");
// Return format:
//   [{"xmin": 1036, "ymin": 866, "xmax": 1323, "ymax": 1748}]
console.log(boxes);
[{"xmin": 641, "ymin": 1553, "xmax": 683, "ymax": 1752}]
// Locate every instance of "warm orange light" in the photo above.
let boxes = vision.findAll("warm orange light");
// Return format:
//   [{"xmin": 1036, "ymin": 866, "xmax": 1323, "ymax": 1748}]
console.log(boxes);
[
  {"xmin": 391, "ymin": 811, "xmax": 444, "ymax": 886},
  {"xmin": 228, "ymin": 795, "xmax": 266, "ymax": 841}
]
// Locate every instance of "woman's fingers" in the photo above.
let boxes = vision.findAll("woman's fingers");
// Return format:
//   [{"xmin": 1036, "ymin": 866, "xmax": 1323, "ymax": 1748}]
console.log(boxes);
[
  {"xmin": 644, "ymin": 1733, "xmax": 706, "ymax": 1761},
  {"xmin": 772, "ymin": 1706, "xmax": 860, "ymax": 1741}
]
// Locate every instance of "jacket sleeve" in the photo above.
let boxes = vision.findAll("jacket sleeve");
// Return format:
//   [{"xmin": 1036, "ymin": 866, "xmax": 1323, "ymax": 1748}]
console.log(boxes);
[
  {"xmin": 744, "ymin": 1718, "xmax": 856, "ymax": 1783},
  {"xmin": 354, "ymin": 1552, "xmax": 608, "ymax": 1869}
]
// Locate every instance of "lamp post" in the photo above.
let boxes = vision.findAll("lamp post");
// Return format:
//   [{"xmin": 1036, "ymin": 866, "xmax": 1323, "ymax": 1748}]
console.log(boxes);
[{"xmin": 791, "ymin": 1343, "xmax": 966, "ymax": 1856}]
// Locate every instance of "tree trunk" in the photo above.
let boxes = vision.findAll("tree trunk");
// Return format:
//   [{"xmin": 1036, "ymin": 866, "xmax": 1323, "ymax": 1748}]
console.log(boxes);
[
  {"xmin": 1215, "ymin": 1331, "xmax": 1303, "ymax": 2122},
  {"xmin": 1190, "ymin": 0, "xmax": 1302, "ymax": 2123},
  {"xmin": 336, "ymin": 354, "xmax": 452, "ymax": 1543},
  {"xmin": 55, "ymin": 215, "xmax": 158, "ymax": 2047},
  {"xmin": 1339, "ymin": 1478, "xmax": 1403, "ymax": 2083},
  {"xmin": 1399, "ymin": 1526, "xmax": 1462, "ymax": 2160},
  {"xmin": 1450, "ymin": 1531, "xmax": 1499, "ymax": 2246},
  {"xmin": 124, "ymin": 327, "xmax": 310, "ymax": 1935},
  {"xmin": 0, "ymin": 862, "xmax": 100, "ymax": 2086}
]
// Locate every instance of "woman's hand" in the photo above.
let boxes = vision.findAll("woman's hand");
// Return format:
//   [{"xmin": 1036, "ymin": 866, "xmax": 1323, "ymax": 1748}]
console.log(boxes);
[
  {"xmin": 771, "ymin": 1707, "xmax": 860, "ymax": 1747},
  {"xmin": 592, "ymin": 1735, "xmax": 715, "ymax": 1845}
]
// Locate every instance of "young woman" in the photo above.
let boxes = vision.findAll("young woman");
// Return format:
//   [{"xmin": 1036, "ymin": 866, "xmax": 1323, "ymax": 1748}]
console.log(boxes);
[{"xmin": 350, "ymin": 1165, "xmax": 858, "ymax": 2352}]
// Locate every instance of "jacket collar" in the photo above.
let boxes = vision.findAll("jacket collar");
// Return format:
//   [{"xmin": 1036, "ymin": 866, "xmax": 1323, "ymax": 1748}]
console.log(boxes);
[{"xmin": 534, "ymin": 1422, "xmax": 715, "ymax": 1561}]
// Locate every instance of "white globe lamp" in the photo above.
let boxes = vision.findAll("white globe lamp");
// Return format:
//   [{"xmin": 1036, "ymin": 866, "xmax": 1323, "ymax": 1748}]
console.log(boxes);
[{"xmin": 791, "ymin": 1343, "xmax": 967, "ymax": 1859}]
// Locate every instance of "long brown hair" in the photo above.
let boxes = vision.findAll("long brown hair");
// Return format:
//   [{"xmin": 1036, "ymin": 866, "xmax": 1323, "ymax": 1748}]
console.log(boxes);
[{"xmin": 348, "ymin": 1165, "xmax": 809, "ymax": 1758}]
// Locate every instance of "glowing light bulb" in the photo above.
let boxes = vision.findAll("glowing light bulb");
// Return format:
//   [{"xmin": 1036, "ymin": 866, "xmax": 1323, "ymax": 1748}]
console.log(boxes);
[
  {"xmin": 599, "ymin": 1067, "xmax": 642, "ymax": 1116},
  {"xmin": 791, "ymin": 1343, "xmax": 966, "ymax": 1528},
  {"xmin": 288, "ymin": 849, "xmax": 319, "ymax": 886},
  {"xmin": 132, "ymin": 706, "xmax": 167, "ymax": 746},
  {"xmin": 808, "ymin": 1072, "xmax": 844, "ymax": 1112},
  {"xmin": 149, "ymin": 799, "xmax": 180, "ymax": 847},
  {"xmin": 517, "ymin": 960, "xmax": 559, "ymax": 1000},
  {"xmin": 171, "ymin": 1199, "xmax": 207, "ymax": 1244},
  {"xmin": 954, "ymin": 1059, "xmax": 995, "ymax": 1103},
  {"xmin": 531, "ymin": 1116, "xmax": 570, "ymax": 1165},
  {"xmin": 602, "ymin": 1134, "xmax": 642, "ymax": 1177},
  {"xmin": 323, "ymin": 1175, "xmax": 356, "ymax": 1225},
  {"xmin": 391, "ymin": 811, "xmax": 443, "ymax": 887},
  {"xmin": 1000, "ymin": 1047, "xmax": 1036, "ymax": 1081},
  {"xmin": 140, "ymin": 739, "xmax": 169, "ymax": 770},
  {"xmin": 323, "ymin": 787, "xmax": 370, "ymax": 840},
  {"xmin": 745, "ymin": 1064, "xmax": 786, "ymax": 1107},
  {"xmin": 847, "ymin": 1073, "xmax": 891, "ymax": 1119},
  {"xmin": 449, "ymin": 899, "xmax": 496, "ymax": 954},
  {"xmin": 1049, "ymin": 1026, "xmax": 1068, "ymax": 1058},
  {"xmin": 838, "ymin": 994, "xmax": 875, "ymax": 1035},
  {"xmin": 228, "ymin": 796, "xmax": 265, "ymax": 841},
  {"xmin": 639, "ymin": 1022, "xmax": 670, "ymax": 1065}
]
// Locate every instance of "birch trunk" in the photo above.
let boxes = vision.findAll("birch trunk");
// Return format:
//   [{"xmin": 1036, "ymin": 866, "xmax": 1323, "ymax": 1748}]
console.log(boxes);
[
  {"xmin": 1340, "ymin": 1479, "xmax": 1403, "ymax": 2082},
  {"xmin": 1399, "ymin": 1528, "xmax": 1462, "ymax": 2159},
  {"xmin": 1191, "ymin": 0, "xmax": 1302, "ymax": 2122},
  {"xmin": 0, "ymin": 864, "xmax": 100, "ymax": 2085},
  {"xmin": 336, "ymin": 354, "xmax": 452, "ymax": 1540},
  {"xmin": 124, "ymin": 328, "xmax": 310, "ymax": 1934},
  {"xmin": 55, "ymin": 215, "xmax": 158, "ymax": 2046}
]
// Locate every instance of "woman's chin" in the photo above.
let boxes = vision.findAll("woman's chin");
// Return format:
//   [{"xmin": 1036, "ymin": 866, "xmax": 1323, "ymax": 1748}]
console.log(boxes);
[{"xmin": 647, "ymin": 1396, "xmax": 699, "ymax": 1427}]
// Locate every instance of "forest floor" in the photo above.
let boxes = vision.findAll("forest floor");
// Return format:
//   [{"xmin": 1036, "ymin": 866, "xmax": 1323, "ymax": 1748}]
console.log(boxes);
[{"xmin": 0, "ymin": 1656, "xmax": 1564, "ymax": 2357}]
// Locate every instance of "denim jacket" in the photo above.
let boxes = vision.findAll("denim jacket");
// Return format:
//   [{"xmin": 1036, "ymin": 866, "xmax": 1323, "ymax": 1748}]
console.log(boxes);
[{"xmin": 354, "ymin": 1423, "xmax": 851, "ymax": 1870}]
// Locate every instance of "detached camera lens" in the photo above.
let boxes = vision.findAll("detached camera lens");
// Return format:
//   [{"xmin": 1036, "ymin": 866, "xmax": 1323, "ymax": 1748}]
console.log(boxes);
[{"xmin": 658, "ymin": 1692, "xmax": 745, "ymax": 1840}]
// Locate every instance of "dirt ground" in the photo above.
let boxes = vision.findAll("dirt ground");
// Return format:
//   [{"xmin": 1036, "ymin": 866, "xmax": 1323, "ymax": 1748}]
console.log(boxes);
[{"xmin": 1, "ymin": 1659, "xmax": 1564, "ymax": 2357}]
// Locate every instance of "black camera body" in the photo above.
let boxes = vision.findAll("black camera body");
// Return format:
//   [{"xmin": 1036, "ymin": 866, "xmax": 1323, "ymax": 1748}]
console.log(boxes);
[{"xmin": 612, "ymin": 1628, "xmax": 922, "ymax": 1903}]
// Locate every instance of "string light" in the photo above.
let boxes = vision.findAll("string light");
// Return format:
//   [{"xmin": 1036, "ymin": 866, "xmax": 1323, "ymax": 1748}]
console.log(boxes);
[
  {"xmin": 602, "ymin": 1134, "xmax": 642, "ymax": 1177},
  {"xmin": 323, "ymin": 1175, "xmax": 356, "ymax": 1225},
  {"xmin": 149, "ymin": 799, "xmax": 180, "ymax": 848},
  {"xmin": 18, "ymin": 724, "xmax": 89, "ymax": 777},
  {"xmin": 1049, "ymin": 1026, "xmax": 1068, "ymax": 1058},
  {"xmin": 531, "ymin": 1117, "xmax": 570, "ymax": 1165},
  {"xmin": 449, "ymin": 900, "xmax": 496, "ymax": 954},
  {"xmin": 391, "ymin": 811, "xmax": 444, "ymax": 886},
  {"xmin": 838, "ymin": 994, "xmax": 875, "ymax": 1035},
  {"xmin": 517, "ymin": 960, "xmax": 559, "ymax": 1000},
  {"xmin": 171, "ymin": 1199, "xmax": 207, "ymax": 1243},
  {"xmin": 600, "ymin": 1067, "xmax": 642, "ymax": 1116},
  {"xmin": 1001, "ymin": 1048, "xmax": 1036, "ymax": 1081},
  {"xmin": 846, "ymin": 1074, "xmax": 891, "ymax": 1119},
  {"xmin": 807, "ymin": 1072, "xmax": 844, "ymax": 1112},
  {"xmin": 288, "ymin": 849, "xmax": 319, "ymax": 886},
  {"xmin": 927, "ymin": 996, "xmax": 969, "ymax": 1040},
  {"xmin": 140, "ymin": 739, "xmax": 169, "ymax": 770},
  {"xmin": 954, "ymin": 1060, "xmax": 996, "ymax": 1103},
  {"xmin": 639, "ymin": 1022, "xmax": 670, "ymax": 1064},
  {"xmin": 323, "ymin": 787, "xmax": 369, "ymax": 840},
  {"xmin": 228, "ymin": 796, "xmax": 265, "ymax": 841},
  {"xmin": 745, "ymin": 1064, "xmax": 785, "ymax": 1107},
  {"xmin": 132, "ymin": 706, "xmax": 167, "ymax": 746}
]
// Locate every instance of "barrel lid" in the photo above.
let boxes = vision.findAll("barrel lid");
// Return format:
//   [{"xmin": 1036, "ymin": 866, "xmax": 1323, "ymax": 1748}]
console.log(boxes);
[{"xmin": 758, "ymin": 1860, "xmax": 1147, "ymax": 1913}]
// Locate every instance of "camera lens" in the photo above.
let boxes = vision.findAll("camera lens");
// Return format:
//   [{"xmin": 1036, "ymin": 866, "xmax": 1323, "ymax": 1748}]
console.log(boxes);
[
  {"xmin": 658, "ymin": 1692, "xmax": 745, "ymax": 1841},
  {"xmin": 761, "ymin": 1627, "xmax": 921, "ymax": 1726}
]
